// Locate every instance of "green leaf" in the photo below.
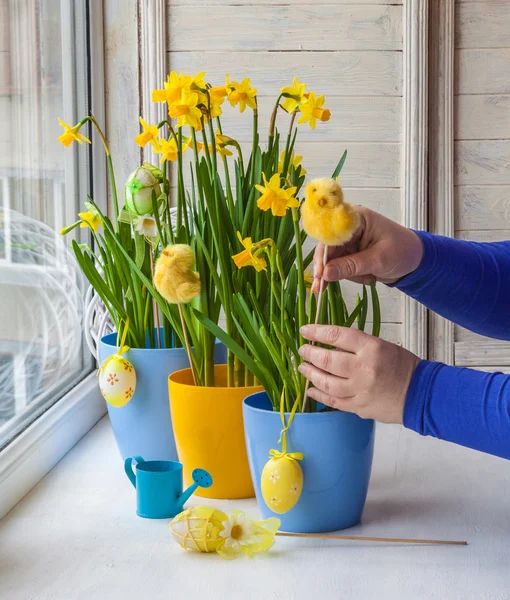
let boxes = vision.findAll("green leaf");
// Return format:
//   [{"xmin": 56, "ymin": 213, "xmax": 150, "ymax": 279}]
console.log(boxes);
[
  {"xmin": 331, "ymin": 149, "xmax": 348, "ymax": 179},
  {"xmin": 370, "ymin": 281, "xmax": 381, "ymax": 337}
]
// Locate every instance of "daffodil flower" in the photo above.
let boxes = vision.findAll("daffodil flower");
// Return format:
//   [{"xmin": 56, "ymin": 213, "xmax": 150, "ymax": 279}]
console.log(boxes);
[
  {"xmin": 168, "ymin": 89, "xmax": 203, "ymax": 129},
  {"xmin": 298, "ymin": 92, "xmax": 331, "ymax": 130},
  {"xmin": 78, "ymin": 211, "xmax": 102, "ymax": 232},
  {"xmin": 280, "ymin": 77, "xmax": 307, "ymax": 114},
  {"xmin": 57, "ymin": 118, "xmax": 91, "ymax": 147},
  {"xmin": 226, "ymin": 75, "xmax": 257, "ymax": 113},
  {"xmin": 134, "ymin": 214, "xmax": 157, "ymax": 238},
  {"xmin": 255, "ymin": 173, "xmax": 300, "ymax": 217},
  {"xmin": 152, "ymin": 71, "xmax": 192, "ymax": 105},
  {"xmin": 134, "ymin": 117, "xmax": 161, "ymax": 151},
  {"xmin": 217, "ymin": 509, "xmax": 280, "ymax": 560},
  {"xmin": 213, "ymin": 131, "xmax": 234, "ymax": 158},
  {"xmin": 278, "ymin": 150, "xmax": 306, "ymax": 176},
  {"xmin": 156, "ymin": 136, "xmax": 190, "ymax": 164},
  {"xmin": 208, "ymin": 85, "xmax": 228, "ymax": 118},
  {"xmin": 232, "ymin": 232, "xmax": 268, "ymax": 272}
]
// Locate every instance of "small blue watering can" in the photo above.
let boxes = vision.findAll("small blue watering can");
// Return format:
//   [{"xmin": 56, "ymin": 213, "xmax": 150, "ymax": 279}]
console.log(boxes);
[{"xmin": 124, "ymin": 456, "xmax": 213, "ymax": 519}]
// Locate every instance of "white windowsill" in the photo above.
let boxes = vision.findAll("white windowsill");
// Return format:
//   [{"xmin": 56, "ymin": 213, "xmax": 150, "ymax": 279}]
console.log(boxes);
[
  {"xmin": 0, "ymin": 373, "xmax": 106, "ymax": 519},
  {"xmin": 1, "ymin": 414, "xmax": 510, "ymax": 598}
]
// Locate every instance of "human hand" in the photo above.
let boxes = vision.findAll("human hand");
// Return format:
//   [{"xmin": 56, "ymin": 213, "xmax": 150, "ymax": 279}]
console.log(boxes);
[
  {"xmin": 311, "ymin": 207, "xmax": 423, "ymax": 292},
  {"xmin": 298, "ymin": 325, "xmax": 420, "ymax": 424}
]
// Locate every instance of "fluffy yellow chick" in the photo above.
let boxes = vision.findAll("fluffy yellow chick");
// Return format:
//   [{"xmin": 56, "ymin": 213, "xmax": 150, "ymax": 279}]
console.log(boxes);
[
  {"xmin": 154, "ymin": 244, "xmax": 201, "ymax": 304},
  {"xmin": 302, "ymin": 178, "xmax": 360, "ymax": 246}
]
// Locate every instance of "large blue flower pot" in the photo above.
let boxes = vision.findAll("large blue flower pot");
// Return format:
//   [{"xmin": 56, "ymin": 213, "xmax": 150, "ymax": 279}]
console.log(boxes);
[
  {"xmin": 99, "ymin": 332, "xmax": 226, "ymax": 462},
  {"xmin": 243, "ymin": 391, "xmax": 375, "ymax": 533}
]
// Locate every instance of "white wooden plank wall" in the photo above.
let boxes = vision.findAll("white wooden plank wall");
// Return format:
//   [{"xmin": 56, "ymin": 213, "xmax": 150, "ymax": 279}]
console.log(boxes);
[
  {"xmin": 454, "ymin": 0, "xmax": 510, "ymax": 366},
  {"xmin": 167, "ymin": 0, "xmax": 404, "ymax": 342}
]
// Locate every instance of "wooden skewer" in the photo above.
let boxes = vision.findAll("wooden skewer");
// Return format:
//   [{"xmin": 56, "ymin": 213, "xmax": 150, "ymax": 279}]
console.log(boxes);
[
  {"xmin": 302, "ymin": 244, "xmax": 329, "ymax": 413},
  {"xmin": 177, "ymin": 303, "xmax": 197, "ymax": 386},
  {"xmin": 276, "ymin": 531, "xmax": 467, "ymax": 546}
]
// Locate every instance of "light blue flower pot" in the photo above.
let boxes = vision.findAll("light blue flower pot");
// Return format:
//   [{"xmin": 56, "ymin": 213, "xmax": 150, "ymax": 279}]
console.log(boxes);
[
  {"xmin": 243, "ymin": 391, "xmax": 375, "ymax": 533},
  {"xmin": 99, "ymin": 332, "xmax": 227, "ymax": 462}
]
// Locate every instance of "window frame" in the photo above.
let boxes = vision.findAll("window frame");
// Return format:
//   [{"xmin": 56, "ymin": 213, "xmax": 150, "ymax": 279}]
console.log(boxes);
[{"xmin": 0, "ymin": 0, "xmax": 107, "ymax": 519}]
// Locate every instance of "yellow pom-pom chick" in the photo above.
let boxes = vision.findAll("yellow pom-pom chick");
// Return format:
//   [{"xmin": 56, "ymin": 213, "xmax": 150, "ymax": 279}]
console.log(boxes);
[
  {"xmin": 302, "ymin": 178, "xmax": 360, "ymax": 246},
  {"xmin": 154, "ymin": 244, "xmax": 201, "ymax": 304}
]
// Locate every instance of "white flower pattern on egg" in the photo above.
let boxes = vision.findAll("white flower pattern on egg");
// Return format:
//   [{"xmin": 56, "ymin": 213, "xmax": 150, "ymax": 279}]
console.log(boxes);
[
  {"xmin": 289, "ymin": 483, "xmax": 299, "ymax": 495},
  {"xmin": 268, "ymin": 470, "xmax": 280, "ymax": 484}
]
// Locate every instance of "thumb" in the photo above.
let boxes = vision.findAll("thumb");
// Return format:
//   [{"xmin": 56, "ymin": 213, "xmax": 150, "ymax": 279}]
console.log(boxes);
[{"xmin": 324, "ymin": 247, "xmax": 380, "ymax": 281}]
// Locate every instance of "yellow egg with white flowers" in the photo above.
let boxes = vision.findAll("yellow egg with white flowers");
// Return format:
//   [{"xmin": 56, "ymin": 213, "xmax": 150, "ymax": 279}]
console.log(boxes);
[
  {"xmin": 98, "ymin": 353, "xmax": 136, "ymax": 408},
  {"xmin": 261, "ymin": 452, "xmax": 303, "ymax": 514}
]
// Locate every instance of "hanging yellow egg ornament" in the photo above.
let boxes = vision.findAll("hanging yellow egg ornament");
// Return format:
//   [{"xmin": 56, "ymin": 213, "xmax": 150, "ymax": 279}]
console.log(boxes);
[
  {"xmin": 261, "ymin": 392, "xmax": 304, "ymax": 515},
  {"xmin": 98, "ymin": 320, "xmax": 136, "ymax": 408},
  {"xmin": 98, "ymin": 353, "xmax": 136, "ymax": 408},
  {"xmin": 261, "ymin": 450, "xmax": 303, "ymax": 514}
]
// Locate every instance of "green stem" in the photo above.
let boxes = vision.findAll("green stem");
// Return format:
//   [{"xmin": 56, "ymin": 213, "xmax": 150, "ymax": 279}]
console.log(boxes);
[
  {"xmin": 280, "ymin": 111, "xmax": 297, "ymax": 182},
  {"xmin": 250, "ymin": 98, "xmax": 258, "ymax": 186},
  {"xmin": 292, "ymin": 207, "xmax": 306, "ymax": 349}
]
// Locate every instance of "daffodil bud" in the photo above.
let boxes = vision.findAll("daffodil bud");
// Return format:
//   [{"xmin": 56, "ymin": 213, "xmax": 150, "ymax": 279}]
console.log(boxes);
[{"xmin": 124, "ymin": 165, "xmax": 162, "ymax": 216}]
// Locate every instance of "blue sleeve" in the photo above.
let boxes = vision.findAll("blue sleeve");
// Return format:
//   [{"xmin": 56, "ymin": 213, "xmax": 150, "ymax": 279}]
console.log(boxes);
[
  {"xmin": 393, "ymin": 231, "xmax": 510, "ymax": 340},
  {"xmin": 405, "ymin": 360, "xmax": 510, "ymax": 459}
]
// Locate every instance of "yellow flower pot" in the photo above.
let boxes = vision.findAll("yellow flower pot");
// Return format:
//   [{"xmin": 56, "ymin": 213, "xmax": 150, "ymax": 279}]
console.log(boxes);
[{"xmin": 168, "ymin": 365, "xmax": 261, "ymax": 499}]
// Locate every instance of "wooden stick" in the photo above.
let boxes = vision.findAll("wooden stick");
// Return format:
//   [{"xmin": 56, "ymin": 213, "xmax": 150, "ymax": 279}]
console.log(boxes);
[
  {"xmin": 276, "ymin": 531, "xmax": 467, "ymax": 546},
  {"xmin": 149, "ymin": 248, "xmax": 162, "ymax": 349},
  {"xmin": 302, "ymin": 244, "xmax": 328, "ymax": 413},
  {"xmin": 177, "ymin": 303, "xmax": 198, "ymax": 386}
]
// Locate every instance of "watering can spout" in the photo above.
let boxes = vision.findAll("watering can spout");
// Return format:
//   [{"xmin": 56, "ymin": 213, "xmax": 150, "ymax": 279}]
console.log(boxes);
[{"xmin": 175, "ymin": 469, "xmax": 213, "ymax": 512}]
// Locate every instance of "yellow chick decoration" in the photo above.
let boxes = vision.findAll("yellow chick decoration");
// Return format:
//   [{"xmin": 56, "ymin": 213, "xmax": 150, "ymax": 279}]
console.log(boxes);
[
  {"xmin": 261, "ymin": 450, "xmax": 304, "ymax": 514},
  {"xmin": 153, "ymin": 244, "xmax": 201, "ymax": 304},
  {"xmin": 169, "ymin": 505, "xmax": 280, "ymax": 560},
  {"xmin": 302, "ymin": 178, "xmax": 360, "ymax": 246}
]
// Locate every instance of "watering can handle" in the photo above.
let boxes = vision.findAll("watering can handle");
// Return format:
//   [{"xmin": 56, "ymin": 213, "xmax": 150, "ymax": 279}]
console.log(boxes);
[{"xmin": 124, "ymin": 456, "xmax": 145, "ymax": 488}]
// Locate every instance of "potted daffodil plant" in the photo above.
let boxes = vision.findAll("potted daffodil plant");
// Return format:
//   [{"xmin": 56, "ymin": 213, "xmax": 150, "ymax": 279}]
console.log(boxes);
[{"xmin": 59, "ymin": 70, "xmax": 381, "ymax": 510}]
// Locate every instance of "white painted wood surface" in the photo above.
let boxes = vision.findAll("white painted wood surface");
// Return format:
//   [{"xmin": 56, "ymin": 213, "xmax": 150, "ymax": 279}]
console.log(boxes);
[
  {"xmin": 1, "ymin": 416, "xmax": 509, "ymax": 599},
  {"xmin": 428, "ymin": 0, "xmax": 455, "ymax": 365},
  {"xmin": 104, "ymin": 0, "xmax": 141, "ymax": 213},
  {"xmin": 168, "ymin": 5, "xmax": 403, "ymax": 51},
  {"xmin": 140, "ymin": 0, "xmax": 168, "ymax": 167},
  {"xmin": 402, "ymin": 0, "xmax": 428, "ymax": 359},
  {"xmin": 451, "ymin": 0, "xmax": 510, "ymax": 366},
  {"xmin": 213, "ymin": 96, "xmax": 402, "ymax": 142},
  {"xmin": 169, "ymin": 51, "xmax": 403, "ymax": 97}
]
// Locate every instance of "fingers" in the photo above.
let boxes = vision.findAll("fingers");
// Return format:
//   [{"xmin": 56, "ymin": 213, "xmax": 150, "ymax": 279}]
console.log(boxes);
[
  {"xmin": 298, "ymin": 362, "xmax": 353, "ymax": 398},
  {"xmin": 306, "ymin": 387, "xmax": 354, "ymax": 413},
  {"xmin": 324, "ymin": 245, "xmax": 381, "ymax": 282},
  {"xmin": 298, "ymin": 345, "xmax": 356, "ymax": 377},
  {"xmin": 300, "ymin": 325, "xmax": 370, "ymax": 353}
]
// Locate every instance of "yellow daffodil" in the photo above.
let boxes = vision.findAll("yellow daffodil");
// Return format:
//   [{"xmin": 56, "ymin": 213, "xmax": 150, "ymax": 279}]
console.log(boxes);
[
  {"xmin": 278, "ymin": 150, "xmax": 306, "ymax": 176},
  {"xmin": 78, "ymin": 211, "xmax": 102, "ymax": 232},
  {"xmin": 152, "ymin": 71, "xmax": 192, "ymax": 105},
  {"xmin": 155, "ymin": 136, "xmax": 190, "ymax": 163},
  {"xmin": 168, "ymin": 89, "xmax": 202, "ymax": 129},
  {"xmin": 298, "ymin": 92, "xmax": 331, "ymax": 130},
  {"xmin": 255, "ymin": 173, "xmax": 300, "ymax": 217},
  {"xmin": 190, "ymin": 71, "xmax": 207, "ymax": 91},
  {"xmin": 280, "ymin": 77, "xmax": 307, "ymax": 114},
  {"xmin": 232, "ymin": 232, "xmax": 267, "ymax": 272},
  {"xmin": 134, "ymin": 117, "xmax": 161, "ymax": 151},
  {"xmin": 57, "ymin": 118, "xmax": 91, "ymax": 147},
  {"xmin": 226, "ymin": 75, "xmax": 257, "ymax": 113},
  {"xmin": 214, "ymin": 131, "xmax": 234, "ymax": 157},
  {"xmin": 207, "ymin": 85, "xmax": 227, "ymax": 118}
]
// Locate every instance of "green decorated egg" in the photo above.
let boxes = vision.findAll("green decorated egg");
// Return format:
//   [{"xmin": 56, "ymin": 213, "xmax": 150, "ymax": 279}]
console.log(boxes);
[{"xmin": 261, "ymin": 454, "xmax": 303, "ymax": 514}]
